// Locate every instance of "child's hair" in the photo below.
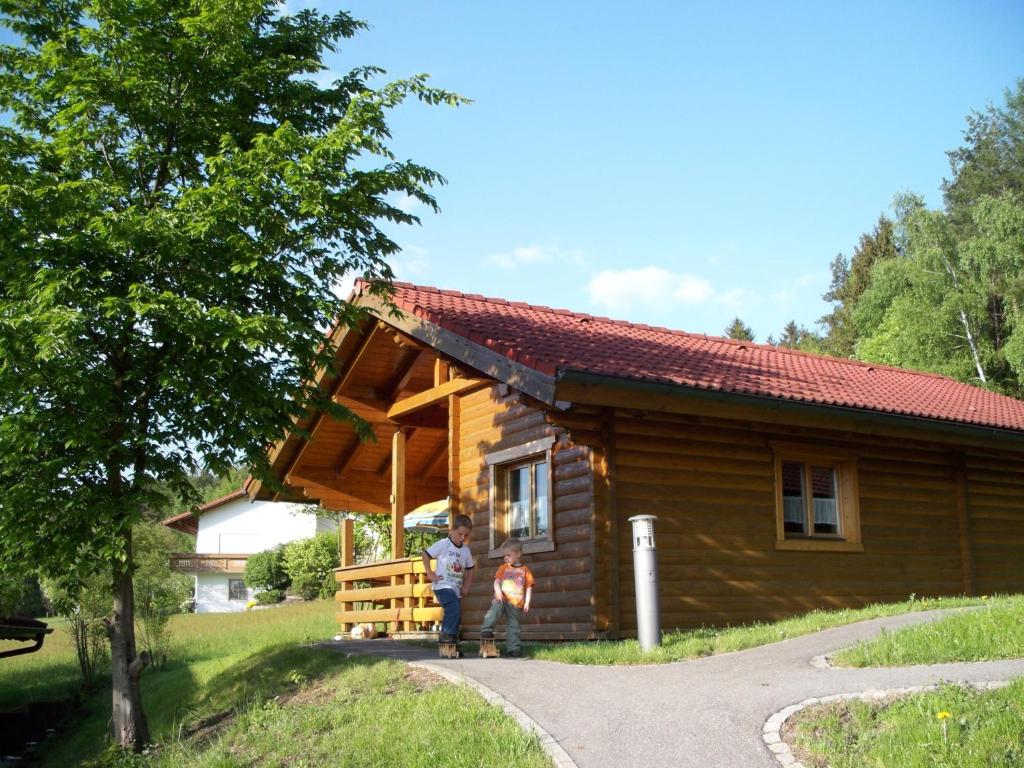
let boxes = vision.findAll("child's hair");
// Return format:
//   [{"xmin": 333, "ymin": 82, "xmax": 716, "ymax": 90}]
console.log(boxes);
[
  {"xmin": 499, "ymin": 538, "xmax": 523, "ymax": 556},
  {"xmin": 452, "ymin": 513, "xmax": 472, "ymax": 530}
]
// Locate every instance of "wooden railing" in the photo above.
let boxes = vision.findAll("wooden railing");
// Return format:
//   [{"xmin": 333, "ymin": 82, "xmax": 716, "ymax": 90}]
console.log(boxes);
[
  {"xmin": 170, "ymin": 553, "xmax": 249, "ymax": 573},
  {"xmin": 334, "ymin": 556, "xmax": 443, "ymax": 634}
]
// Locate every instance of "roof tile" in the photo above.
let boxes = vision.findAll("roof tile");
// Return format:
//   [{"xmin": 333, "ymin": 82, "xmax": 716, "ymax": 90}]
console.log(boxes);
[{"xmin": 376, "ymin": 282, "xmax": 1024, "ymax": 434}]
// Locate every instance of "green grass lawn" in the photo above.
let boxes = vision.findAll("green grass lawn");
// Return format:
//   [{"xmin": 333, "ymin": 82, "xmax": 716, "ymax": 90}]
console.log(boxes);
[
  {"xmin": 525, "ymin": 595, "xmax": 985, "ymax": 665},
  {"xmin": 0, "ymin": 616, "xmax": 84, "ymax": 709},
  {"xmin": 0, "ymin": 602, "xmax": 549, "ymax": 767},
  {"xmin": 788, "ymin": 680, "xmax": 1024, "ymax": 768},
  {"xmin": 788, "ymin": 595, "xmax": 1024, "ymax": 767},
  {"xmin": 831, "ymin": 594, "xmax": 1024, "ymax": 667}
]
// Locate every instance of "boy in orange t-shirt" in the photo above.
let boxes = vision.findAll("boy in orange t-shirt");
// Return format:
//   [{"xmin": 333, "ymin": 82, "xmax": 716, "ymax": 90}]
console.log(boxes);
[{"xmin": 480, "ymin": 538, "xmax": 534, "ymax": 657}]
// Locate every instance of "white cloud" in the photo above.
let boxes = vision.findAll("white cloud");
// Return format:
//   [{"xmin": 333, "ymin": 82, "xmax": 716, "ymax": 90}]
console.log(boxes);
[
  {"xmin": 485, "ymin": 244, "xmax": 585, "ymax": 270},
  {"xmin": 394, "ymin": 193, "xmax": 424, "ymax": 216},
  {"xmin": 588, "ymin": 267, "xmax": 715, "ymax": 313},
  {"xmin": 389, "ymin": 245, "xmax": 430, "ymax": 279},
  {"xmin": 771, "ymin": 272, "xmax": 824, "ymax": 313}
]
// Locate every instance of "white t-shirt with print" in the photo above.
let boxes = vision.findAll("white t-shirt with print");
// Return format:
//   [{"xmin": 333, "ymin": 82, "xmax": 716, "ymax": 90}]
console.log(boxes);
[{"xmin": 425, "ymin": 537, "xmax": 474, "ymax": 594}]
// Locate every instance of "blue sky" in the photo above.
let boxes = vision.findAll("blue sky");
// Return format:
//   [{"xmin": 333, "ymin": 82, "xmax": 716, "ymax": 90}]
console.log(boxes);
[
  {"xmin": 323, "ymin": 1, "xmax": 1022, "ymax": 341},
  {"xmin": 3, "ymin": 3, "xmax": 1021, "ymax": 341}
]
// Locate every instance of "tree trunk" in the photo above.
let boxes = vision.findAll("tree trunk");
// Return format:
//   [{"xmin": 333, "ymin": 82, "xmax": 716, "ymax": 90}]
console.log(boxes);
[{"xmin": 109, "ymin": 527, "xmax": 151, "ymax": 750}]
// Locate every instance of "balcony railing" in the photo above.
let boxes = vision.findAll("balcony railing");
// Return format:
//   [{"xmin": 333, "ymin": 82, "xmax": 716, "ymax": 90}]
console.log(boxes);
[
  {"xmin": 170, "ymin": 553, "xmax": 249, "ymax": 574},
  {"xmin": 334, "ymin": 556, "xmax": 443, "ymax": 635}
]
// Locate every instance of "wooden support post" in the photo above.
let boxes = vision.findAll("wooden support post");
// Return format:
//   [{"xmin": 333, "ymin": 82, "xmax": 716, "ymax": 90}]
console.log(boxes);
[
  {"xmin": 339, "ymin": 518, "xmax": 354, "ymax": 568},
  {"xmin": 448, "ymin": 393, "xmax": 460, "ymax": 520},
  {"xmin": 403, "ymin": 572, "xmax": 413, "ymax": 632},
  {"xmin": 954, "ymin": 457, "xmax": 976, "ymax": 596},
  {"xmin": 338, "ymin": 571, "xmax": 352, "ymax": 634},
  {"xmin": 434, "ymin": 357, "xmax": 450, "ymax": 386},
  {"xmin": 391, "ymin": 428, "xmax": 406, "ymax": 560},
  {"xmin": 603, "ymin": 408, "xmax": 621, "ymax": 636}
]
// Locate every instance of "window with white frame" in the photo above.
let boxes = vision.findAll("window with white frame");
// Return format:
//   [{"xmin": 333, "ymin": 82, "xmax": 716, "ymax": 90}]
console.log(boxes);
[
  {"xmin": 486, "ymin": 436, "xmax": 556, "ymax": 557},
  {"xmin": 772, "ymin": 442, "xmax": 862, "ymax": 552},
  {"xmin": 228, "ymin": 578, "xmax": 248, "ymax": 601}
]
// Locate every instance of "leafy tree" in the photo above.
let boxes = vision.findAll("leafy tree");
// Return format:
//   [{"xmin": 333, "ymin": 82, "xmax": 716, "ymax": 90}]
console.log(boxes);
[
  {"xmin": 820, "ymin": 215, "xmax": 901, "ymax": 357},
  {"xmin": 724, "ymin": 317, "xmax": 755, "ymax": 341},
  {"xmin": 775, "ymin": 321, "xmax": 823, "ymax": 353},
  {"xmin": 943, "ymin": 79, "xmax": 1024, "ymax": 232},
  {"xmin": 244, "ymin": 545, "xmax": 290, "ymax": 593},
  {"xmin": 854, "ymin": 195, "xmax": 1024, "ymax": 394},
  {"xmin": 41, "ymin": 572, "xmax": 112, "ymax": 686},
  {"xmin": 132, "ymin": 522, "xmax": 192, "ymax": 668},
  {"xmin": 283, "ymin": 532, "xmax": 340, "ymax": 600},
  {"xmin": 0, "ymin": 1, "xmax": 460, "ymax": 750}
]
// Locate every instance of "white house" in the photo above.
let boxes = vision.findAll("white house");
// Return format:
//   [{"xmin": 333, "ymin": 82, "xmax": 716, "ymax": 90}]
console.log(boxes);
[{"xmin": 163, "ymin": 489, "xmax": 337, "ymax": 613}]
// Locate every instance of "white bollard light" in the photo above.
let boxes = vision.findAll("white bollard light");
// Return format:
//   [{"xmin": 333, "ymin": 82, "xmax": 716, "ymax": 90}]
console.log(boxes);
[{"xmin": 628, "ymin": 514, "xmax": 661, "ymax": 651}]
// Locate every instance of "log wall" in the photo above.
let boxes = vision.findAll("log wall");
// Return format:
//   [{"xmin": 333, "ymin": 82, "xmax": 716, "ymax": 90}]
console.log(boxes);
[
  {"xmin": 966, "ymin": 449, "xmax": 1024, "ymax": 596},
  {"xmin": 561, "ymin": 407, "xmax": 1016, "ymax": 634},
  {"xmin": 454, "ymin": 386, "xmax": 596, "ymax": 640}
]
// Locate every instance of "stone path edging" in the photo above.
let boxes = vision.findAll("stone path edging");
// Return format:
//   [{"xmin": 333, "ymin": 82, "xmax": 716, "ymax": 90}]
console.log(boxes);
[
  {"xmin": 762, "ymin": 680, "xmax": 1012, "ymax": 768},
  {"xmin": 410, "ymin": 660, "xmax": 579, "ymax": 768}
]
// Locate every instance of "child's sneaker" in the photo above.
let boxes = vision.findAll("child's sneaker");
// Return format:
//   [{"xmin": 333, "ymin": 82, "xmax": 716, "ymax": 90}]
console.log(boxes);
[
  {"xmin": 504, "ymin": 649, "xmax": 520, "ymax": 658},
  {"xmin": 438, "ymin": 633, "xmax": 457, "ymax": 644},
  {"xmin": 481, "ymin": 629, "xmax": 495, "ymax": 639}
]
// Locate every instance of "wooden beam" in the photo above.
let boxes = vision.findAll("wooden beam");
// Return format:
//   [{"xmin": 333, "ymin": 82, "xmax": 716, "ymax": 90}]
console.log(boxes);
[
  {"xmin": 335, "ymin": 437, "xmax": 371, "ymax": 479},
  {"xmin": 391, "ymin": 429, "xmax": 406, "ymax": 560},
  {"xmin": 387, "ymin": 378, "xmax": 488, "ymax": 422},
  {"xmin": 418, "ymin": 437, "xmax": 449, "ymax": 478},
  {"xmin": 358, "ymin": 293, "xmax": 557, "ymax": 405},
  {"xmin": 434, "ymin": 357, "xmax": 450, "ymax": 386},
  {"xmin": 339, "ymin": 518, "xmax": 354, "ymax": 568},
  {"xmin": 385, "ymin": 349, "xmax": 424, "ymax": 401},
  {"xmin": 378, "ymin": 428, "xmax": 416, "ymax": 479},
  {"xmin": 275, "ymin": 326, "xmax": 382, "ymax": 497}
]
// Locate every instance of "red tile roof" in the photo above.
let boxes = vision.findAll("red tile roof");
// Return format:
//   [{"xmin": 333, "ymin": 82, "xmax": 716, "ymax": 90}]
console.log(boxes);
[{"xmin": 371, "ymin": 281, "xmax": 1024, "ymax": 435}]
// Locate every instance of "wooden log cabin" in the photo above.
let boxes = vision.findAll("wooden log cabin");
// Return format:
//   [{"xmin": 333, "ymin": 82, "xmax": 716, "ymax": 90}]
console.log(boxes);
[{"xmin": 250, "ymin": 281, "xmax": 1024, "ymax": 640}]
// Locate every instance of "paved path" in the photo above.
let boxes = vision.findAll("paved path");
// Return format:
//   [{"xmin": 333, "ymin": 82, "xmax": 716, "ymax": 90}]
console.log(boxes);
[{"xmin": 326, "ymin": 609, "xmax": 1024, "ymax": 768}]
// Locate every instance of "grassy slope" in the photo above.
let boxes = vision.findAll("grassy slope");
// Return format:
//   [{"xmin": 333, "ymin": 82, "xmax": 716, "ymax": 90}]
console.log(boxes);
[
  {"xmin": 832, "ymin": 595, "xmax": 1024, "ymax": 667},
  {"xmin": 0, "ymin": 617, "xmax": 83, "ymax": 709},
  {"xmin": 527, "ymin": 595, "xmax": 984, "ymax": 665},
  {"xmin": 10, "ymin": 602, "xmax": 548, "ymax": 767},
  {"xmin": 790, "ymin": 595, "xmax": 1024, "ymax": 767},
  {"xmin": 789, "ymin": 680, "xmax": 1024, "ymax": 768}
]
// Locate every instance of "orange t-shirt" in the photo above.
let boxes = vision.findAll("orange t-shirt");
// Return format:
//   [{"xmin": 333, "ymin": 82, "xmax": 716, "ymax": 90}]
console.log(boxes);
[{"xmin": 494, "ymin": 563, "xmax": 535, "ymax": 609}]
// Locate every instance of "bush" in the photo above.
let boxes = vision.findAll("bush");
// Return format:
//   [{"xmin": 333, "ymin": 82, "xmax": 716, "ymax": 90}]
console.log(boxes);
[
  {"xmin": 283, "ymin": 533, "xmax": 339, "ymax": 600},
  {"xmin": 133, "ymin": 521, "xmax": 192, "ymax": 668},
  {"xmin": 245, "ymin": 546, "xmax": 289, "ymax": 592},
  {"xmin": 255, "ymin": 589, "xmax": 285, "ymax": 605}
]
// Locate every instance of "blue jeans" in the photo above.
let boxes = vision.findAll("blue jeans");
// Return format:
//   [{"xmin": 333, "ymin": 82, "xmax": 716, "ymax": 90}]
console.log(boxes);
[{"xmin": 435, "ymin": 588, "xmax": 461, "ymax": 639}]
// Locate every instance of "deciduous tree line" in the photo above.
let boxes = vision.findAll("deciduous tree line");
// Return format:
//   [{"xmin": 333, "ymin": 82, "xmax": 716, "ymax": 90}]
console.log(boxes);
[{"xmin": 729, "ymin": 79, "xmax": 1024, "ymax": 398}]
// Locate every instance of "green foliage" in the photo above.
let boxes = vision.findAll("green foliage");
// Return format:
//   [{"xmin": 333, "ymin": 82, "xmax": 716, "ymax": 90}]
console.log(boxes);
[
  {"xmin": 132, "ymin": 522, "xmax": 192, "ymax": 669},
  {"xmin": 41, "ymin": 572, "xmax": 112, "ymax": 685},
  {"xmin": 943, "ymin": 79, "xmax": 1024, "ymax": 231},
  {"xmin": 791, "ymin": 680, "xmax": 1024, "ymax": 768},
  {"xmin": 283, "ymin": 533, "xmax": 340, "ymax": 600},
  {"xmin": 0, "ymin": 572, "xmax": 46, "ymax": 616},
  {"xmin": 255, "ymin": 588, "xmax": 285, "ymax": 605},
  {"xmin": 724, "ymin": 316, "xmax": 755, "ymax": 341},
  {"xmin": 853, "ymin": 195, "xmax": 1024, "ymax": 395},
  {"xmin": 833, "ymin": 595, "xmax": 1024, "ymax": 666},
  {"xmin": 0, "ymin": 0, "xmax": 461, "ymax": 746},
  {"xmin": 818, "ymin": 82, "xmax": 1024, "ymax": 393},
  {"xmin": 244, "ymin": 546, "xmax": 290, "ymax": 592},
  {"xmin": 820, "ymin": 215, "xmax": 901, "ymax": 357}
]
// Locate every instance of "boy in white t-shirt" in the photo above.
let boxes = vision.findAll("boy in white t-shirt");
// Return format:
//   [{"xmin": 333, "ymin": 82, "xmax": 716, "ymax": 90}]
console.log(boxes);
[{"xmin": 421, "ymin": 514, "xmax": 475, "ymax": 643}]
